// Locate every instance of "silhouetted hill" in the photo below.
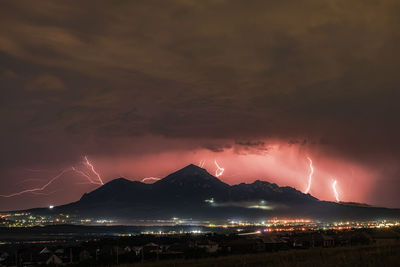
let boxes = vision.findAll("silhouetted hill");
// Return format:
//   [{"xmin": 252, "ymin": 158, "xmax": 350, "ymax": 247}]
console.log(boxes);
[
  {"xmin": 27, "ymin": 164, "xmax": 400, "ymax": 221},
  {"xmin": 231, "ymin": 180, "xmax": 317, "ymax": 203},
  {"xmin": 156, "ymin": 164, "xmax": 226, "ymax": 188},
  {"xmin": 153, "ymin": 164, "xmax": 231, "ymax": 202},
  {"xmin": 339, "ymin": 201, "xmax": 371, "ymax": 207}
]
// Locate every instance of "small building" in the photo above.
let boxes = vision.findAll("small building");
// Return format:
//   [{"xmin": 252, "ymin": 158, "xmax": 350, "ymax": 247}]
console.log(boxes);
[
  {"xmin": 166, "ymin": 243, "xmax": 187, "ymax": 254},
  {"xmin": 143, "ymin": 243, "xmax": 162, "ymax": 254},
  {"xmin": 349, "ymin": 231, "xmax": 373, "ymax": 245},
  {"xmin": 320, "ymin": 234, "xmax": 335, "ymax": 247},
  {"xmin": 196, "ymin": 240, "xmax": 219, "ymax": 253},
  {"xmin": 260, "ymin": 235, "xmax": 289, "ymax": 251},
  {"xmin": 292, "ymin": 233, "xmax": 335, "ymax": 248}
]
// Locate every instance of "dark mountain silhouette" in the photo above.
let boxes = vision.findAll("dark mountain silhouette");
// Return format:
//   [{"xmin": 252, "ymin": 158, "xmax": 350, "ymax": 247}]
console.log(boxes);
[{"xmin": 28, "ymin": 164, "xmax": 400, "ymax": 221}]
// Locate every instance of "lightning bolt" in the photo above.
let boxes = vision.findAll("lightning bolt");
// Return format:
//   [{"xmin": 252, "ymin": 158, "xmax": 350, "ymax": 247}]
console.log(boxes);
[
  {"xmin": 141, "ymin": 177, "xmax": 161, "ymax": 183},
  {"xmin": 304, "ymin": 157, "xmax": 314, "ymax": 194},
  {"xmin": 199, "ymin": 160, "xmax": 206, "ymax": 168},
  {"xmin": 0, "ymin": 156, "xmax": 104, "ymax": 198},
  {"xmin": 71, "ymin": 166, "xmax": 100, "ymax": 185},
  {"xmin": 214, "ymin": 160, "xmax": 225, "ymax": 177},
  {"xmin": 0, "ymin": 169, "xmax": 71, "ymax": 198},
  {"xmin": 332, "ymin": 179, "xmax": 340, "ymax": 202},
  {"xmin": 84, "ymin": 156, "xmax": 104, "ymax": 185}
]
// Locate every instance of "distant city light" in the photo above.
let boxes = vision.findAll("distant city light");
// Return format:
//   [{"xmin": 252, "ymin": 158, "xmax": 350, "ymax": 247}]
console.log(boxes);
[
  {"xmin": 49, "ymin": 205, "xmax": 54, "ymax": 209},
  {"xmin": 205, "ymin": 198, "xmax": 215, "ymax": 204}
]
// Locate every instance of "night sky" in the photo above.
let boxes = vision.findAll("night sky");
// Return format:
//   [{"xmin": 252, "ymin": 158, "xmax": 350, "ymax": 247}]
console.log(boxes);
[{"xmin": 1, "ymin": 1, "xmax": 400, "ymax": 211}]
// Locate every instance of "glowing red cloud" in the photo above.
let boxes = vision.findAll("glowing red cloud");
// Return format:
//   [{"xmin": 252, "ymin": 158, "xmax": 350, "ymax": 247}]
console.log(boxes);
[
  {"xmin": 0, "ymin": 141, "xmax": 381, "ymax": 210},
  {"xmin": 90, "ymin": 144, "xmax": 374, "ymax": 205}
]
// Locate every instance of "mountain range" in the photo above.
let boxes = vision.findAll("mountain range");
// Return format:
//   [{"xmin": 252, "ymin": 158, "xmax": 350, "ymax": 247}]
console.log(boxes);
[{"xmin": 29, "ymin": 164, "xmax": 400, "ymax": 221}]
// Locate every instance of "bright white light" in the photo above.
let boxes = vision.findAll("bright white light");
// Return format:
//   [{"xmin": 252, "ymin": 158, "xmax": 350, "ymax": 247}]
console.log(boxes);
[
  {"xmin": 332, "ymin": 179, "xmax": 340, "ymax": 202},
  {"xmin": 214, "ymin": 160, "xmax": 224, "ymax": 177},
  {"xmin": 304, "ymin": 157, "xmax": 314, "ymax": 194},
  {"xmin": 49, "ymin": 205, "xmax": 54, "ymax": 209},
  {"xmin": 205, "ymin": 198, "xmax": 214, "ymax": 204},
  {"xmin": 141, "ymin": 177, "xmax": 161, "ymax": 183}
]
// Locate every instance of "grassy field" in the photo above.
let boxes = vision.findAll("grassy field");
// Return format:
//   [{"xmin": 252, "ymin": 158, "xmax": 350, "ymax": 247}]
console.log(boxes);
[{"xmin": 120, "ymin": 242, "xmax": 400, "ymax": 267}]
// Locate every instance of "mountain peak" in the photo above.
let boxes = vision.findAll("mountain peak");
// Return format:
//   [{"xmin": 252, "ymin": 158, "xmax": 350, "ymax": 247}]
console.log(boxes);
[
  {"xmin": 100, "ymin": 177, "xmax": 135, "ymax": 187},
  {"xmin": 162, "ymin": 164, "xmax": 210, "ymax": 178},
  {"xmin": 108, "ymin": 177, "xmax": 131, "ymax": 183},
  {"xmin": 176, "ymin": 163, "xmax": 207, "ymax": 174},
  {"xmin": 154, "ymin": 163, "xmax": 228, "ymax": 188}
]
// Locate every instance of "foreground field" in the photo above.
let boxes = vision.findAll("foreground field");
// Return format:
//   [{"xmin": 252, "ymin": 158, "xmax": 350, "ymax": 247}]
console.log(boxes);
[{"xmin": 122, "ymin": 242, "xmax": 400, "ymax": 267}]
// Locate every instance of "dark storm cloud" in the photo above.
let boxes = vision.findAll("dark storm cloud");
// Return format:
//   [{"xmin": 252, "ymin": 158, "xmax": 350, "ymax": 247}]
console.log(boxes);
[
  {"xmin": 25, "ymin": 74, "xmax": 66, "ymax": 92},
  {"xmin": 235, "ymin": 141, "xmax": 265, "ymax": 147},
  {"xmin": 1, "ymin": 0, "xmax": 400, "ymax": 166},
  {"xmin": 203, "ymin": 143, "xmax": 233, "ymax": 153}
]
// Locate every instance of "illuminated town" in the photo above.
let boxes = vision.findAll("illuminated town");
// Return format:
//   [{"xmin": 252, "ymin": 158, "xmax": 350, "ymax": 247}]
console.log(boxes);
[
  {"xmin": 1, "ymin": 211, "xmax": 399, "ymax": 266},
  {"xmin": 1, "ymin": 211, "xmax": 399, "ymax": 232}
]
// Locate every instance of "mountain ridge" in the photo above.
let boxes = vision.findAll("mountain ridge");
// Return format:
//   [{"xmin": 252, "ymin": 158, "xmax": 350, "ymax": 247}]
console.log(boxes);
[{"xmin": 24, "ymin": 164, "xmax": 400, "ymax": 221}]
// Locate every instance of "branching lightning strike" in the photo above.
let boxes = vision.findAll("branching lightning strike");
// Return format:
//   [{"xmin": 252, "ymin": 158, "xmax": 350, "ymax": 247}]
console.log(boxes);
[
  {"xmin": 84, "ymin": 156, "xmax": 104, "ymax": 185},
  {"xmin": 214, "ymin": 160, "xmax": 225, "ymax": 177},
  {"xmin": 0, "ymin": 156, "xmax": 104, "ymax": 198},
  {"xmin": 0, "ymin": 169, "xmax": 71, "ymax": 198},
  {"xmin": 71, "ymin": 166, "xmax": 102, "ymax": 185}
]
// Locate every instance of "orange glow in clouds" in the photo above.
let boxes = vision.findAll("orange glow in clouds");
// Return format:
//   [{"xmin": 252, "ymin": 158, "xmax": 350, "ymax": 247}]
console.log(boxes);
[
  {"xmin": 89, "ymin": 142, "xmax": 374, "ymax": 204},
  {"xmin": 0, "ymin": 141, "xmax": 378, "ymax": 209}
]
